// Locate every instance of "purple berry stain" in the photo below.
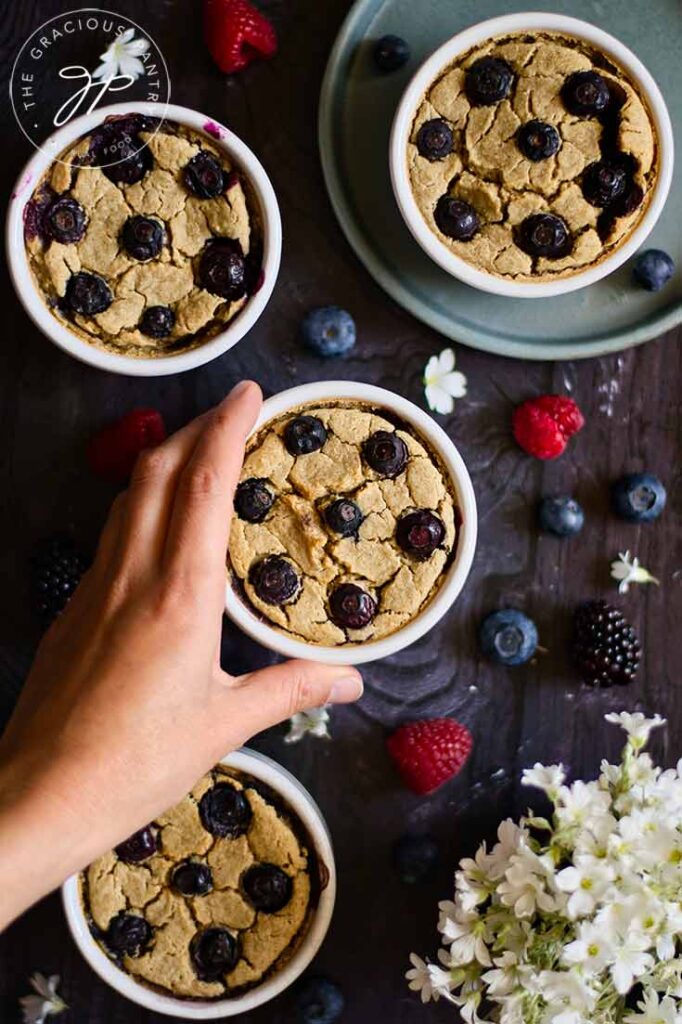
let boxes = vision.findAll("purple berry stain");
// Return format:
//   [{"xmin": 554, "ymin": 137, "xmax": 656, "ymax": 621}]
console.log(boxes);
[{"xmin": 203, "ymin": 120, "xmax": 224, "ymax": 140}]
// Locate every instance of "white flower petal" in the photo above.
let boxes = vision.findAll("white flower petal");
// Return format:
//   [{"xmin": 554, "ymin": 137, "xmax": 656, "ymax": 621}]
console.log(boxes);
[{"xmin": 118, "ymin": 54, "xmax": 146, "ymax": 80}]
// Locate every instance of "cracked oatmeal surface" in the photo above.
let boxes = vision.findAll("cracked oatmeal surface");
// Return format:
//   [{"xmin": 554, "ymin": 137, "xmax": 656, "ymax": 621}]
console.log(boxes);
[
  {"xmin": 25, "ymin": 118, "xmax": 260, "ymax": 357},
  {"xmin": 228, "ymin": 401, "xmax": 459, "ymax": 646},
  {"xmin": 408, "ymin": 31, "xmax": 658, "ymax": 280},
  {"xmin": 82, "ymin": 766, "xmax": 315, "ymax": 1000}
]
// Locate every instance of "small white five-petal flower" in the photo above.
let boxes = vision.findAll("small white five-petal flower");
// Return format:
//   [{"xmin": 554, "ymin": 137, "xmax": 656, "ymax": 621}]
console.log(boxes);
[
  {"xmin": 522, "ymin": 763, "xmax": 566, "ymax": 797},
  {"xmin": 610, "ymin": 551, "xmax": 659, "ymax": 595},
  {"xmin": 605, "ymin": 711, "xmax": 666, "ymax": 749},
  {"xmin": 424, "ymin": 347, "xmax": 467, "ymax": 415},
  {"xmin": 285, "ymin": 706, "xmax": 331, "ymax": 744},
  {"xmin": 20, "ymin": 974, "xmax": 67, "ymax": 1024},
  {"xmin": 93, "ymin": 27, "xmax": 149, "ymax": 81}
]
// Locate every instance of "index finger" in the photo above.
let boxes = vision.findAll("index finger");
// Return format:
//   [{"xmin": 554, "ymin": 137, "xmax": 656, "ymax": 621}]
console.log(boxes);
[{"xmin": 163, "ymin": 380, "xmax": 262, "ymax": 577}]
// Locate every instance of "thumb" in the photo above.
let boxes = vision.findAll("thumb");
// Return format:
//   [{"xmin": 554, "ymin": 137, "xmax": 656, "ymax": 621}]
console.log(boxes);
[{"xmin": 222, "ymin": 660, "xmax": 363, "ymax": 741}]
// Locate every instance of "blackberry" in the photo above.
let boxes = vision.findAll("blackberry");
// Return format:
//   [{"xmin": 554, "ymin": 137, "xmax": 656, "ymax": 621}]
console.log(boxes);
[
  {"xmin": 573, "ymin": 600, "xmax": 641, "ymax": 688},
  {"xmin": 30, "ymin": 535, "xmax": 89, "ymax": 625}
]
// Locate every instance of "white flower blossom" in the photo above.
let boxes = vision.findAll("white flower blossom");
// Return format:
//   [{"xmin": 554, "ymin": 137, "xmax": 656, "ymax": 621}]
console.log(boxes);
[
  {"xmin": 610, "ymin": 551, "xmax": 659, "ymax": 594},
  {"xmin": 522, "ymin": 763, "xmax": 566, "ymax": 797},
  {"xmin": 424, "ymin": 347, "xmax": 467, "ymax": 415},
  {"xmin": 605, "ymin": 712, "xmax": 666, "ymax": 749},
  {"xmin": 93, "ymin": 27, "xmax": 149, "ymax": 81},
  {"xmin": 20, "ymin": 975, "xmax": 67, "ymax": 1024},
  {"xmin": 409, "ymin": 710, "xmax": 681, "ymax": 1022},
  {"xmin": 285, "ymin": 706, "xmax": 331, "ymax": 743}
]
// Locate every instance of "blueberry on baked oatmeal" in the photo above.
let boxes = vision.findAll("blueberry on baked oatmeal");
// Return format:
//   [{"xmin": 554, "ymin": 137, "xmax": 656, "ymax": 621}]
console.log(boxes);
[
  {"xmin": 325, "ymin": 498, "xmax": 364, "ymax": 537},
  {"xmin": 249, "ymin": 556, "xmax": 301, "ymax": 605},
  {"xmin": 44, "ymin": 196, "xmax": 87, "ymax": 244},
  {"xmin": 105, "ymin": 913, "xmax": 153, "ymax": 957},
  {"xmin": 115, "ymin": 826, "xmax": 158, "ymax": 864},
  {"xmin": 198, "ymin": 239, "xmax": 248, "ymax": 300},
  {"xmin": 122, "ymin": 216, "xmax": 164, "ymax": 261},
  {"xmin": 184, "ymin": 151, "xmax": 225, "ymax": 198},
  {"xmin": 582, "ymin": 160, "xmax": 628, "ymax": 207},
  {"xmin": 396, "ymin": 510, "xmax": 445, "ymax": 560},
  {"xmin": 416, "ymin": 118, "xmax": 454, "ymax": 161},
  {"xmin": 172, "ymin": 861, "xmax": 213, "ymax": 897},
  {"xmin": 434, "ymin": 197, "xmax": 480, "ymax": 241},
  {"xmin": 242, "ymin": 863, "xmax": 293, "ymax": 912},
  {"xmin": 95, "ymin": 127, "xmax": 152, "ymax": 186},
  {"xmin": 362, "ymin": 430, "xmax": 408, "ymax": 477},
  {"xmin": 516, "ymin": 120, "xmax": 561, "ymax": 162},
  {"xmin": 465, "ymin": 56, "xmax": 513, "ymax": 106},
  {"xmin": 561, "ymin": 70, "xmax": 611, "ymax": 117},
  {"xmin": 190, "ymin": 927, "xmax": 239, "ymax": 978},
  {"xmin": 329, "ymin": 583, "xmax": 377, "ymax": 630},
  {"xmin": 234, "ymin": 478, "xmax": 275, "ymax": 523},
  {"xmin": 284, "ymin": 415, "xmax": 328, "ymax": 456},
  {"xmin": 516, "ymin": 213, "xmax": 572, "ymax": 259},
  {"xmin": 64, "ymin": 271, "xmax": 113, "ymax": 315},
  {"xmin": 199, "ymin": 782, "xmax": 253, "ymax": 838},
  {"xmin": 139, "ymin": 305, "xmax": 175, "ymax": 339}
]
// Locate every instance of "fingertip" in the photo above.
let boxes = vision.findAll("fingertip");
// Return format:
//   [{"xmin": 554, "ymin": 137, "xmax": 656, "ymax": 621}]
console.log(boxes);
[{"xmin": 328, "ymin": 673, "xmax": 364, "ymax": 704}]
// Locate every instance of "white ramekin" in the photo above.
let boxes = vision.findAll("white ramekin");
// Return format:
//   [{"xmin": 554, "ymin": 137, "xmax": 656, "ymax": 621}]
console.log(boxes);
[
  {"xmin": 6, "ymin": 102, "xmax": 282, "ymax": 376},
  {"xmin": 62, "ymin": 748, "xmax": 335, "ymax": 1019},
  {"xmin": 389, "ymin": 13, "xmax": 674, "ymax": 299},
  {"xmin": 224, "ymin": 380, "xmax": 477, "ymax": 666}
]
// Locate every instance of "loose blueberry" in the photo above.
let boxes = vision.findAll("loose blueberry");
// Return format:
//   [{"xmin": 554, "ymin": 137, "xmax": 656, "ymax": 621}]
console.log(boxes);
[
  {"xmin": 434, "ymin": 196, "xmax": 480, "ymax": 240},
  {"xmin": 235, "ymin": 478, "xmax": 274, "ymax": 523},
  {"xmin": 516, "ymin": 214, "xmax": 572, "ymax": 259},
  {"xmin": 373, "ymin": 34, "xmax": 410, "ymax": 73},
  {"xmin": 284, "ymin": 416, "xmax": 328, "ymax": 456},
  {"xmin": 198, "ymin": 239, "xmax": 247, "ymax": 300},
  {"xmin": 64, "ymin": 271, "xmax": 113, "ymax": 315},
  {"xmin": 465, "ymin": 57, "xmax": 514, "ymax": 106},
  {"xmin": 561, "ymin": 71, "xmax": 611, "ymax": 117},
  {"xmin": 517, "ymin": 120, "xmax": 561, "ymax": 162},
  {"xmin": 172, "ymin": 861, "xmax": 213, "ymax": 897},
  {"xmin": 538, "ymin": 497, "xmax": 585, "ymax": 537},
  {"xmin": 325, "ymin": 498, "xmax": 364, "ymax": 537},
  {"xmin": 329, "ymin": 583, "xmax": 376, "ymax": 630},
  {"xmin": 199, "ymin": 783, "xmax": 253, "ymax": 838},
  {"xmin": 249, "ymin": 556, "xmax": 300, "ymax": 605},
  {"xmin": 416, "ymin": 118, "xmax": 454, "ymax": 161},
  {"xmin": 184, "ymin": 151, "xmax": 225, "ymax": 199},
  {"xmin": 479, "ymin": 609, "xmax": 538, "ymax": 666},
  {"xmin": 122, "ymin": 216, "xmax": 164, "ymax": 261},
  {"xmin": 396, "ymin": 510, "xmax": 445, "ymax": 560},
  {"xmin": 362, "ymin": 430, "xmax": 408, "ymax": 477},
  {"xmin": 582, "ymin": 160, "xmax": 628, "ymax": 207},
  {"xmin": 44, "ymin": 196, "xmax": 87, "ymax": 244},
  {"xmin": 301, "ymin": 306, "xmax": 356, "ymax": 357},
  {"xmin": 242, "ymin": 863, "xmax": 293, "ymax": 912},
  {"xmin": 190, "ymin": 927, "xmax": 239, "ymax": 979},
  {"xmin": 294, "ymin": 977, "xmax": 345, "ymax": 1024},
  {"xmin": 115, "ymin": 826, "xmax": 158, "ymax": 864},
  {"xmin": 139, "ymin": 305, "xmax": 175, "ymax": 339},
  {"xmin": 632, "ymin": 250, "xmax": 675, "ymax": 292},
  {"xmin": 612, "ymin": 473, "xmax": 666, "ymax": 522},
  {"xmin": 106, "ymin": 913, "xmax": 153, "ymax": 957},
  {"xmin": 393, "ymin": 834, "xmax": 439, "ymax": 883}
]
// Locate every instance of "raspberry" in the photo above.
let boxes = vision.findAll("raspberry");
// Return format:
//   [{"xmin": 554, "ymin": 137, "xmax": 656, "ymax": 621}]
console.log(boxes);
[
  {"xmin": 203, "ymin": 0, "xmax": 277, "ymax": 74},
  {"xmin": 87, "ymin": 409, "xmax": 166, "ymax": 483},
  {"xmin": 512, "ymin": 394, "xmax": 584, "ymax": 460},
  {"xmin": 386, "ymin": 718, "xmax": 473, "ymax": 795}
]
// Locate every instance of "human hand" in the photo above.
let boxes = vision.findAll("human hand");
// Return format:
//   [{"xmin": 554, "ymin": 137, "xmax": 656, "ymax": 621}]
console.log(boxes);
[{"xmin": 0, "ymin": 381, "xmax": 362, "ymax": 929}]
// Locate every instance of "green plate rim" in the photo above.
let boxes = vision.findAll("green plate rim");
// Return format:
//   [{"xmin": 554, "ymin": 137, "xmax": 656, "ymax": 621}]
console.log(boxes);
[{"xmin": 318, "ymin": 0, "xmax": 682, "ymax": 361}]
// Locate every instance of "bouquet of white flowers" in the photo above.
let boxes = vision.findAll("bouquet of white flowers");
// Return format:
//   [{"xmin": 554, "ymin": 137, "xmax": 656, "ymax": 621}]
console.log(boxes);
[{"xmin": 407, "ymin": 712, "xmax": 682, "ymax": 1024}]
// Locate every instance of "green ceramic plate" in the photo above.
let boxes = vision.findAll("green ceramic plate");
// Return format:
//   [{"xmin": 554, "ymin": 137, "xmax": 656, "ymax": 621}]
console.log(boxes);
[{"xmin": 319, "ymin": 0, "xmax": 682, "ymax": 360}]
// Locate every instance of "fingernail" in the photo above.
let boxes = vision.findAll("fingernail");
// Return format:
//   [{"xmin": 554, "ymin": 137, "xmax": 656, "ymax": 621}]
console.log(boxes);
[
  {"xmin": 329, "ymin": 674, "xmax": 363, "ymax": 704},
  {"xmin": 224, "ymin": 380, "xmax": 255, "ymax": 404}
]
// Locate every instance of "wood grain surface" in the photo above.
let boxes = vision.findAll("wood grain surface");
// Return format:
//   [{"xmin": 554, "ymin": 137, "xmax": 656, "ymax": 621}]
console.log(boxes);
[{"xmin": 0, "ymin": 1, "xmax": 680, "ymax": 1021}]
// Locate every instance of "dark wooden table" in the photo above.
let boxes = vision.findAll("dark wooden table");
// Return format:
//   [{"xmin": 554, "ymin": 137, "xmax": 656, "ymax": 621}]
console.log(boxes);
[{"xmin": 0, "ymin": 1, "xmax": 680, "ymax": 1021}]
